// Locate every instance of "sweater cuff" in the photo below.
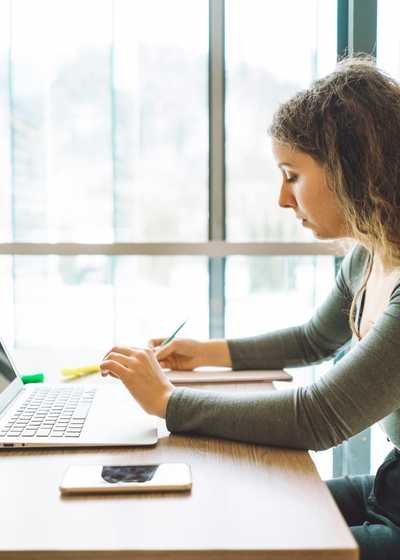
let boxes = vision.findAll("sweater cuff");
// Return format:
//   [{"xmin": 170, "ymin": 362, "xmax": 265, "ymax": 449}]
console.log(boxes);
[
  {"xmin": 227, "ymin": 338, "xmax": 249, "ymax": 370},
  {"xmin": 165, "ymin": 387, "xmax": 188, "ymax": 432}
]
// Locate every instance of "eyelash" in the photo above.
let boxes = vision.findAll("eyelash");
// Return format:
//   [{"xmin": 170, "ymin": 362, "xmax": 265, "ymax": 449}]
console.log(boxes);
[{"xmin": 286, "ymin": 175, "xmax": 298, "ymax": 183}]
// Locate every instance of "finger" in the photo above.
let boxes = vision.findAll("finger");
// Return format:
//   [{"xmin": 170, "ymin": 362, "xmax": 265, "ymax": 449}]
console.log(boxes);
[
  {"xmin": 148, "ymin": 338, "xmax": 165, "ymax": 348},
  {"xmin": 159, "ymin": 360, "xmax": 171, "ymax": 370},
  {"xmin": 101, "ymin": 369, "xmax": 119, "ymax": 379},
  {"xmin": 100, "ymin": 360, "xmax": 130, "ymax": 379},
  {"xmin": 103, "ymin": 352, "xmax": 136, "ymax": 369},
  {"xmin": 106, "ymin": 346, "xmax": 134, "ymax": 358},
  {"xmin": 102, "ymin": 345, "xmax": 132, "ymax": 360},
  {"xmin": 102, "ymin": 348, "xmax": 112, "ymax": 360},
  {"xmin": 105, "ymin": 346, "xmax": 148, "ymax": 361},
  {"xmin": 146, "ymin": 347, "xmax": 163, "ymax": 368}
]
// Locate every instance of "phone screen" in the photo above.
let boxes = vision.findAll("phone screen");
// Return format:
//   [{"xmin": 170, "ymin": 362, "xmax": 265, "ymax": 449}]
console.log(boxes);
[{"xmin": 101, "ymin": 465, "xmax": 159, "ymax": 484}]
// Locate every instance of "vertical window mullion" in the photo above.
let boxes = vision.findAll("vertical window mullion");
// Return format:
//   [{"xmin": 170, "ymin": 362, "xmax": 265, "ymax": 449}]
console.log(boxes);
[
  {"xmin": 337, "ymin": 0, "xmax": 349, "ymax": 58},
  {"xmin": 348, "ymin": 0, "xmax": 377, "ymax": 56},
  {"xmin": 338, "ymin": 0, "xmax": 377, "ymax": 59},
  {"xmin": 208, "ymin": 0, "xmax": 226, "ymax": 339}
]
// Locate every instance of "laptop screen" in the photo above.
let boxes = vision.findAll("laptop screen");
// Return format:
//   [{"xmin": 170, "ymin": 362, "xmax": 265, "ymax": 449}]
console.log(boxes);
[{"xmin": 0, "ymin": 341, "xmax": 17, "ymax": 393}]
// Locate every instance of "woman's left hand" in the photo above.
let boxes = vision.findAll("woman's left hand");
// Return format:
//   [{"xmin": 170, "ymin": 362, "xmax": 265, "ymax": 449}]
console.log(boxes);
[{"xmin": 100, "ymin": 346, "xmax": 175, "ymax": 418}]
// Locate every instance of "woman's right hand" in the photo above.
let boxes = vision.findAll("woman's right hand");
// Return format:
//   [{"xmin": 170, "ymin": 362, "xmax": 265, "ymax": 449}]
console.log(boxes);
[{"xmin": 148, "ymin": 338, "xmax": 232, "ymax": 371}]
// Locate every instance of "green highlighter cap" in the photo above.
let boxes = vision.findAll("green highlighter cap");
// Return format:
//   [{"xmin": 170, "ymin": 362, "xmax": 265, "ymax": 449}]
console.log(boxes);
[{"xmin": 21, "ymin": 373, "xmax": 45, "ymax": 384}]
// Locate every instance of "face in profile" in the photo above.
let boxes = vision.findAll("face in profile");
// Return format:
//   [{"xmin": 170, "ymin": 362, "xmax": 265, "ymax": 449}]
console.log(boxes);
[{"xmin": 272, "ymin": 139, "xmax": 350, "ymax": 240}]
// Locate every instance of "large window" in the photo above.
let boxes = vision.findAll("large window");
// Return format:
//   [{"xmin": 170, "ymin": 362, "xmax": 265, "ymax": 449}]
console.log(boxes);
[
  {"xmin": 0, "ymin": 1, "xmax": 341, "ymax": 478},
  {"xmin": 0, "ymin": 0, "xmax": 338, "ymax": 352}
]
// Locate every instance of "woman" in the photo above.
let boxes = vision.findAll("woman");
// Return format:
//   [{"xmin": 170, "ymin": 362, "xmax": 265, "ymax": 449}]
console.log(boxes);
[{"xmin": 101, "ymin": 57, "xmax": 400, "ymax": 559}]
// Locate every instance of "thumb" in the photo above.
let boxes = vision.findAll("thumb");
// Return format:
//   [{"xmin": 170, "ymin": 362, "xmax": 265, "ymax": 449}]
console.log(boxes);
[{"xmin": 155, "ymin": 340, "xmax": 177, "ymax": 361}]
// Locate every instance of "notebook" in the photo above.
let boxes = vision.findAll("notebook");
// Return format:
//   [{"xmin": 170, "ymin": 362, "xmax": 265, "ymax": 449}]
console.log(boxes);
[
  {"xmin": 167, "ymin": 368, "xmax": 292, "ymax": 384},
  {"xmin": 0, "ymin": 338, "xmax": 158, "ymax": 449}
]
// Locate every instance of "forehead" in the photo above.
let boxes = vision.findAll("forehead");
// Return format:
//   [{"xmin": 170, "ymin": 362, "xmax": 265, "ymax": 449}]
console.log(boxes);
[{"xmin": 271, "ymin": 139, "xmax": 312, "ymax": 167}]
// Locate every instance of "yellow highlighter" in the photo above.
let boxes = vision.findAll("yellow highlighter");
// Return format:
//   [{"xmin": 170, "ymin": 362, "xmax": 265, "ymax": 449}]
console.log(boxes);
[{"xmin": 61, "ymin": 364, "xmax": 101, "ymax": 380}]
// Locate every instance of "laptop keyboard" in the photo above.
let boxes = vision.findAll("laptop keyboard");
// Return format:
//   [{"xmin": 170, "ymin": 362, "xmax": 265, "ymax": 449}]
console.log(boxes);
[{"xmin": 0, "ymin": 386, "xmax": 96, "ymax": 439}]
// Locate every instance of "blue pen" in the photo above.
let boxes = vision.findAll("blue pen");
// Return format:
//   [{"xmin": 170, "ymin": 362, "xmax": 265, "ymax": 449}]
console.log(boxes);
[{"xmin": 161, "ymin": 320, "xmax": 187, "ymax": 346}]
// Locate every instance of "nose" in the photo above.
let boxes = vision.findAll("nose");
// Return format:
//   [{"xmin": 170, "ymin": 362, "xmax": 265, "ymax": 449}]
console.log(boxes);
[{"xmin": 278, "ymin": 180, "xmax": 297, "ymax": 209}]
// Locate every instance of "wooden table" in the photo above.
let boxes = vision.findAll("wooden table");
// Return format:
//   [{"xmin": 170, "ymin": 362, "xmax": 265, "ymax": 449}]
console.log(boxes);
[{"xmin": 0, "ymin": 354, "xmax": 358, "ymax": 559}]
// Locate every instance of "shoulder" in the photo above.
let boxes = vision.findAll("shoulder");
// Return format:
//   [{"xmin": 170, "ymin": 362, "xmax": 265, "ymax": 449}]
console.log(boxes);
[{"xmin": 338, "ymin": 243, "xmax": 371, "ymax": 296}]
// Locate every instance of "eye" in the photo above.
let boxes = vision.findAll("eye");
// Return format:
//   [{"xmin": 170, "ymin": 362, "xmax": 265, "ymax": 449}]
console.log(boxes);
[{"xmin": 286, "ymin": 174, "xmax": 298, "ymax": 183}]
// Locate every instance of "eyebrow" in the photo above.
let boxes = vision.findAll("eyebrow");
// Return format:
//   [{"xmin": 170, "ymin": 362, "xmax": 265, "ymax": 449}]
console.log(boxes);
[{"xmin": 278, "ymin": 162, "xmax": 295, "ymax": 169}]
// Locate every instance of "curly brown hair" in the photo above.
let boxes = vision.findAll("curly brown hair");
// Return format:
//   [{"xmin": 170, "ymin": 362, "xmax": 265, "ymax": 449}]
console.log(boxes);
[{"xmin": 269, "ymin": 55, "xmax": 400, "ymax": 338}]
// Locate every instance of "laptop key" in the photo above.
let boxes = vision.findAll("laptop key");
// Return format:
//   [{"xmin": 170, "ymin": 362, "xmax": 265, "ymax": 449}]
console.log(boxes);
[
  {"xmin": 71, "ymin": 406, "xmax": 91, "ymax": 420},
  {"xmin": 36, "ymin": 428, "xmax": 52, "ymax": 437}
]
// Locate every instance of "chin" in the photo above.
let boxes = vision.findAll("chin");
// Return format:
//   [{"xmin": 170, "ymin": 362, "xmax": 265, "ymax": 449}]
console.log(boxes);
[
  {"xmin": 308, "ymin": 226, "xmax": 332, "ymax": 239},
  {"xmin": 305, "ymin": 220, "xmax": 345, "ymax": 240},
  {"xmin": 313, "ymin": 231, "xmax": 342, "ymax": 241}
]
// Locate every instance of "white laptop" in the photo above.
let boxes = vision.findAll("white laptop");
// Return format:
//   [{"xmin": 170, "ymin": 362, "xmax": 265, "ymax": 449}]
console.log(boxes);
[{"xmin": 0, "ymin": 338, "xmax": 158, "ymax": 448}]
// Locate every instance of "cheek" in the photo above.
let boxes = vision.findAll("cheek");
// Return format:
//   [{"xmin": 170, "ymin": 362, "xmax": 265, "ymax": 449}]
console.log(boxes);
[
  {"xmin": 324, "ymin": 189, "xmax": 344, "ymax": 217},
  {"xmin": 293, "ymin": 182, "xmax": 314, "ymax": 208},
  {"xmin": 305, "ymin": 177, "xmax": 336, "ymax": 206}
]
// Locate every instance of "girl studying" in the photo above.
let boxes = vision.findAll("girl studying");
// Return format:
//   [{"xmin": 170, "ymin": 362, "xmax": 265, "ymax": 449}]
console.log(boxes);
[{"xmin": 101, "ymin": 57, "xmax": 400, "ymax": 559}]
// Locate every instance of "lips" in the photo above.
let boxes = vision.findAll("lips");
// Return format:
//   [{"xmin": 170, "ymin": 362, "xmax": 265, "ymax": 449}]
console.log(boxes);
[{"xmin": 294, "ymin": 213, "xmax": 309, "ymax": 226}]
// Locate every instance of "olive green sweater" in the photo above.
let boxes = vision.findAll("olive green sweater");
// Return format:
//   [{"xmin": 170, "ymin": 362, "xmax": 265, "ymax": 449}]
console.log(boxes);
[{"xmin": 166, "ymin": 244, "xmax": 400, "ymax": 451}]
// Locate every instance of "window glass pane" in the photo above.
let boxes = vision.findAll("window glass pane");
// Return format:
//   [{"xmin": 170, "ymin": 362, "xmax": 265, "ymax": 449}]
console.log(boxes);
[
  {"xmin": 4, "ymin": 0, "xmax": 208, "ymax": 242},
  {"xmin": 371, "ymin": 424, "xmax": 393, "ymax": 473},
  {"xmin": 9, "ymin": 0, "xmax": 113, "ymax": 242},
  {"xmin": 10, "ymin": 256, "xmax": 208, "ymax": 354},
  {"xmin": 226, "ymin": 255, "xmax": 335, "ymax": 338},
  {"xmin": 0, "ymin": 257, "xmax": 14, "ymax": 346},
  {"xmin": 0, "ymin": 1, "xmax": 11, "ymax": 242},
  {"xmin": 13, "ymin": 255, "xmax": 114, "ymax": 349},
  {"xmin": 377, "ymin": 0, "xmax": 400, "ymax": 78},
  {"xmin": 114, "ymin": 256, "xmax": 208, "ymax": 342},
  {"xmin": 114, "ymin": 0, "xmax": 208, "ymax": 241},
  {"xmin": 226, "ymin": 0, "xmax": 337, "ymax": 241}
]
